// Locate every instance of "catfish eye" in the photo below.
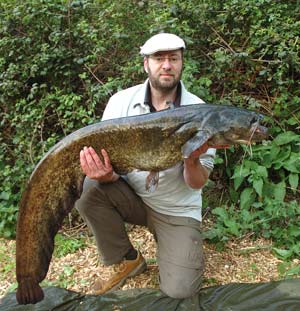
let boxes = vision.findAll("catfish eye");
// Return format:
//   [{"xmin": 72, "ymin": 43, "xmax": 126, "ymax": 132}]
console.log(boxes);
[{"xmin": 250, "ymin": 117, "xmax": 258, "ymax": 125}]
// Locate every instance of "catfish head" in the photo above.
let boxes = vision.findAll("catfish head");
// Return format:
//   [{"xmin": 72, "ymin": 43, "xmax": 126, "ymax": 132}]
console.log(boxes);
[
  {"xmin": 207, "ymin": 117, "xmax": 268, "ymax": 146},
  {"xmin": 181, "ymin": 104, "xmax": 269, "ymax": 157},
  {"xmin": 206, "ymin": 107, "xmax": 268, "ymax": 146}
]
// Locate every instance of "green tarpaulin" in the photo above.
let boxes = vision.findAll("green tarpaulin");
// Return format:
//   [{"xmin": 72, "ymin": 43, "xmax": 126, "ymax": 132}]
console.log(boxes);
[{"xmin": 1, "ymin": 278, "xmax": 300, "ymax": 311}]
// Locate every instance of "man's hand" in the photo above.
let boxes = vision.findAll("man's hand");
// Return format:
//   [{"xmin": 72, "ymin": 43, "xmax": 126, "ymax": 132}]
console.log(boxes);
[
  {"xmin": 80, "ymin": 146, "xmax": 119, "ymax": 183},
  {"xmin": 183, "ymin": 142, "xmax": 230, "ymax": 189}
]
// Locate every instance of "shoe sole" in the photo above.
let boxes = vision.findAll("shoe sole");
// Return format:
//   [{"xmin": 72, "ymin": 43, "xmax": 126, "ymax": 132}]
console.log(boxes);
[{"xmin": 108, "ymin": 260, "xmax": 147, "ymax": 292}]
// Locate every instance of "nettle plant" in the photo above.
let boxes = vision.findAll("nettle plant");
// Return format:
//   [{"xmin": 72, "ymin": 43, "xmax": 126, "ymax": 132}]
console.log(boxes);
[
  {"xmin": 233, "ymin": 131, "xmax": 300, "ymax": 207},
  {"xmin": 206, "ymin": 131, "xmax": 300, "ymax": 259}
]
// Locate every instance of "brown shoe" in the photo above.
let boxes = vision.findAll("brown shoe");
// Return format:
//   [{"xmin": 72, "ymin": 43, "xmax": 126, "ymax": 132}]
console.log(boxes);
[{"xmin": 91, "ymin": 251, "xmax": 147, "ymax": 295}]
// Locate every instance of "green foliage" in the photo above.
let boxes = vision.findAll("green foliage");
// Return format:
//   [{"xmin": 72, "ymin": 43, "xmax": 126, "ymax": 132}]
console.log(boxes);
[
  {"xmin": 54, "ymin": 233, "xmax": 86, "ymax": 258},
  {"xmin": 205, "ymin": 131, "xmax": 300, "ymax": 259},
  {"xmin": 0, "ymin": 241, "xmax": 15, "ymax": 278},
  {"xmin": 0, "ymin": 0, "xmax": 299, "ymax": 255},
  {"xmin": 278, "ymin": 261, "xmax": 300, "ymax": 279}
]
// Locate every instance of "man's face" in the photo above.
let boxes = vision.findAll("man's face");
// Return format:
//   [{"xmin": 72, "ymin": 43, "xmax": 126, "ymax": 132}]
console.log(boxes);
[{"xmin": 144, "ymin": 49, "xmax": 183, "ymax": 92}]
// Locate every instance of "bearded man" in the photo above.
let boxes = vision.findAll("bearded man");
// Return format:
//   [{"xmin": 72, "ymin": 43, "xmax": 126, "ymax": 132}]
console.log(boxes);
[{"xmin": 76, "ymin": 33, "xmax": 216, "ymax": 299}]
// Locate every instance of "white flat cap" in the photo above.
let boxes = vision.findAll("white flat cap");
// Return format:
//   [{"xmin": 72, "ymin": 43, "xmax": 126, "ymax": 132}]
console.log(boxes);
[{"xmin": 140, "ymin": 33, "xmax": 186, "ymax": 56}]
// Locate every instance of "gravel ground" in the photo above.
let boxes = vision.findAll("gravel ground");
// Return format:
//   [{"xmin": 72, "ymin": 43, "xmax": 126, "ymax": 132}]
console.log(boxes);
[{"xmin": 0, "ymin": 224, "xmax": 287, "ymax": 300}]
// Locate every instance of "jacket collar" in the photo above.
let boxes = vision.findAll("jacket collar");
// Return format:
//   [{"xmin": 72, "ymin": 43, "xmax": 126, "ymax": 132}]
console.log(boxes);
[{"xmin": 137, "ymin": 79, "xmax": 182, "ymax": 112}]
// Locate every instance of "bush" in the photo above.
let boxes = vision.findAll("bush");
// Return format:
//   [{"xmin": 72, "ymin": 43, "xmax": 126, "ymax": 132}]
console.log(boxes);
[
  {"xmin": 205, "ymin": 131, "xmax": 300, "ymax": 259},
  {"xmin": 0, "ymin": 0, "xmax": 299, "ymax": 242}
]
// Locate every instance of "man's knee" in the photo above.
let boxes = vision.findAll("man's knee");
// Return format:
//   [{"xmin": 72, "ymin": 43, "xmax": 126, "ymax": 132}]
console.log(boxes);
[
  {"xmin": 159, "ymin": 268, "xmax": 202, "ymax": 299},
  {"xmin": 75, "ymin": 193, "xmax": 89, "ymax": 215},
  {"xmin": 75, "ymin": 177, "xmax": 102, "ymax": 216},
  {"xmin": 160, "ymin": 276, "xmax": 201, "ymax": 299}
]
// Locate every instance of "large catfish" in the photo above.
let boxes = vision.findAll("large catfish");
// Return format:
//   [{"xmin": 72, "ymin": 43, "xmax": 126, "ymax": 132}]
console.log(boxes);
[{"xmin": 16, "ymin": 103, "xmax": 268, "ymax": 304}]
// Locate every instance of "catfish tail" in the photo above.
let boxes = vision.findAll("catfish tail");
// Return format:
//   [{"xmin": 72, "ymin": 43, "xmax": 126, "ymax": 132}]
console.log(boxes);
[
  {"xmin": 16, "ymin": 171, "xmax": 84, "ymax": 304},
  {"xmin": 16, "ymin": 279, "xmax": 44, "ymax": 305}
]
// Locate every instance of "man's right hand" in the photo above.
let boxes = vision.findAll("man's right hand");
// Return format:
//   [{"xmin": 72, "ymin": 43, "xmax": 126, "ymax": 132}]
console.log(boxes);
[{"xmin": 80, "ymin": 146, "xmax": 119, "ymax": 183}]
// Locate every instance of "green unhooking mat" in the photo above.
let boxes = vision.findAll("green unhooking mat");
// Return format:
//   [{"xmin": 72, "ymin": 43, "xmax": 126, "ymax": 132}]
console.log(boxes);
[{"xmin": 1, "ymin": 279, "xmax": 300, "ymax": 311}]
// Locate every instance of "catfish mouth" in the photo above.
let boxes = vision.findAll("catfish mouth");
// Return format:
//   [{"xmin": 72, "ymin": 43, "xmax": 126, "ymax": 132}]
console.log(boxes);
[{"xmin": 236, "ymin": 123, "xmax": 268, "ymax": 144}]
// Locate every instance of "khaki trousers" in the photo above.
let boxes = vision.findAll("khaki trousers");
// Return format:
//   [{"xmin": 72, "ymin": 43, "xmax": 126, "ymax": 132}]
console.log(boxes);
[{"xmin": 75, "ymin": 177, "xmax": 204, "ymax": 299}]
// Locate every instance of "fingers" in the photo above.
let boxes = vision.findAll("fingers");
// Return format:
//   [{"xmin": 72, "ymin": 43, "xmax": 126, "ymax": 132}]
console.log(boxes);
[
  {"xmin": 101, "ymin": 149, "xmax": 112, "ymax": 170},
  {"xmin": 87, "ymin": 147, "xmax": 105, "ymax": 170},
  {"xmin": 79, "ymin": 146, "xmax": 114, "ymax": 182},
  {"xmin": 80, "ymin": 147, "xmax": 102, "ymax": 172}
]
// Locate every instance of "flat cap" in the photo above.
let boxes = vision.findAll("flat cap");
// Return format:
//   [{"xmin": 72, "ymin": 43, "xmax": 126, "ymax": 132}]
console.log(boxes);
[{"xmin": 140, "ymin": 33, "xmax": 186, "ymax": 56}]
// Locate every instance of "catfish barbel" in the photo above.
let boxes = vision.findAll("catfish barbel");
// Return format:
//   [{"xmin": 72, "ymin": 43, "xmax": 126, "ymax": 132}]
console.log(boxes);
[{"xmin": 16, "ymin": 103, "xmax": 268, "ymax": 304}]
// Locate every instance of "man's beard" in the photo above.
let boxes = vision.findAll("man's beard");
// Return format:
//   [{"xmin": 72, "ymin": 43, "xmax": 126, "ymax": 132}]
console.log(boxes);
[{"xmin": 147, "ymin": 67, "xmax": 182, "ymax": 93}]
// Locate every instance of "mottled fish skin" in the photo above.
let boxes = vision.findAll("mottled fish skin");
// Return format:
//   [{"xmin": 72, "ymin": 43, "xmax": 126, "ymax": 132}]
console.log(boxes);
[{"xmin": 15, "ymin": 104, "xmax": 268, "ymax": 304}]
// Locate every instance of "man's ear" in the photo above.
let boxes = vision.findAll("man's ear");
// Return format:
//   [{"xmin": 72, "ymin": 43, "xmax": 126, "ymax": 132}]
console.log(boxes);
[{"xmin": 143, "ymin": 57, "xmax": 149, "ymax": 73}]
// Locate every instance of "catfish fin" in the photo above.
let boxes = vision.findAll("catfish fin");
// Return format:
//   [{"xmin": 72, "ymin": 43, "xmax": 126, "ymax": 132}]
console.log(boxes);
[
  {"xmin": 145, "ymin": 171, "xmax": 159, "ymax": 192},
  {"xmin": 182, "ymin": 131, "xmax": 211, "ymax": 158},
  {"xmin": 175, "ymin": 122, "xmax": 198, "ymax": 134},
  {"xmin": 166, "ymin": 101, "xmax": 175, "ymax": 109}
]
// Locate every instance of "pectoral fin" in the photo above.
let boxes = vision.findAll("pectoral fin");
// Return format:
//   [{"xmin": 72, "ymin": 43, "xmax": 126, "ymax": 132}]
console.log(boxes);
[
  {"xmin": 182, "ymin": 131, "xmax": 211, "ymax": 158},
  {"xmin": 145, "ymin": 171, "xmax": 159, "ymax": 193},
  {"xmin": 166, "ymin": 101, "xmax": 175, "ymax": 109}
]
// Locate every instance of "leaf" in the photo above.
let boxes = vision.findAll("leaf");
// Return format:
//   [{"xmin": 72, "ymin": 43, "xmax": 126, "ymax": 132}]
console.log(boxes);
[
  {"xmin": 283, "ymin": 153, "xmax": 300, "ymax": 173},
  {"xmin": 269, "ymin": 144, "xmax": 281, "ymax": 160},
  {"xmin": 202, "ymin": 228, "xmax": 221, "ymax": 241},
  {"xmin": 224, "ymin": 219, "xmax": 240, "ymax": 236},
  {"xmin": 229, "ymin": 188, "xmax": 239, "ymax": 203},
  {"xmin": 232, "ymin": 165, "xmax": 250, "ymax": 179},
  {"xmin": 284, "ymin": 265, "xmax": 300, "ymax": 277},
  {"xmin": 253, "ymin": 178, "xmax": 263, "ymax": 197},
  {"xmin": 273, "ymin": 146, "xmax": 291, "ymax": 169},
  {"xmin": 273, "ymin": 131, "xmax": 300, "ymax": 146},
  {"xmin": 232, "ymin": 165, "xmax": 249, "ymax": 190},
  {"xmin": 240, "ymin": 188, "xmax": 255, "ymax": 209},
  {"xmin": 233, "ymin": 176, "xmax": 244, "ymax": 190},
  {"xmin": 212, "ymin": 207, "xmax": 228, "ymax": 219},
  {"xmin": 272, "ymin": 247, "xmax": 293, "ymax": 260},
  {"xmin": 240, "ymin": 209, "xmax": 253, "ymax": 223},
  {"xmin": 0, "ymin": 192, "xmax": 10, "ymax": 200},
  {"xmin": 288, "ymin": 226, "xmax": 300, "ymax": 237},
  {"xmin": 289, "ymin": 173, "xmax": 299, "ymax": 191},
  {"xmin": 255, "ymin": 166, "xmax": 268, "ymax": 178},
  {"xmin": 273, "ymin": 181, "xmax": 286, "ymax": 202}
]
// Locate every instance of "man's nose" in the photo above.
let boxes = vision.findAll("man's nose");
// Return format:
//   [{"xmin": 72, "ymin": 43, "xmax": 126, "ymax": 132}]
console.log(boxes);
[{"xmin": 162, "ymin": 58, "xmax": 172, "ymax": 70}]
